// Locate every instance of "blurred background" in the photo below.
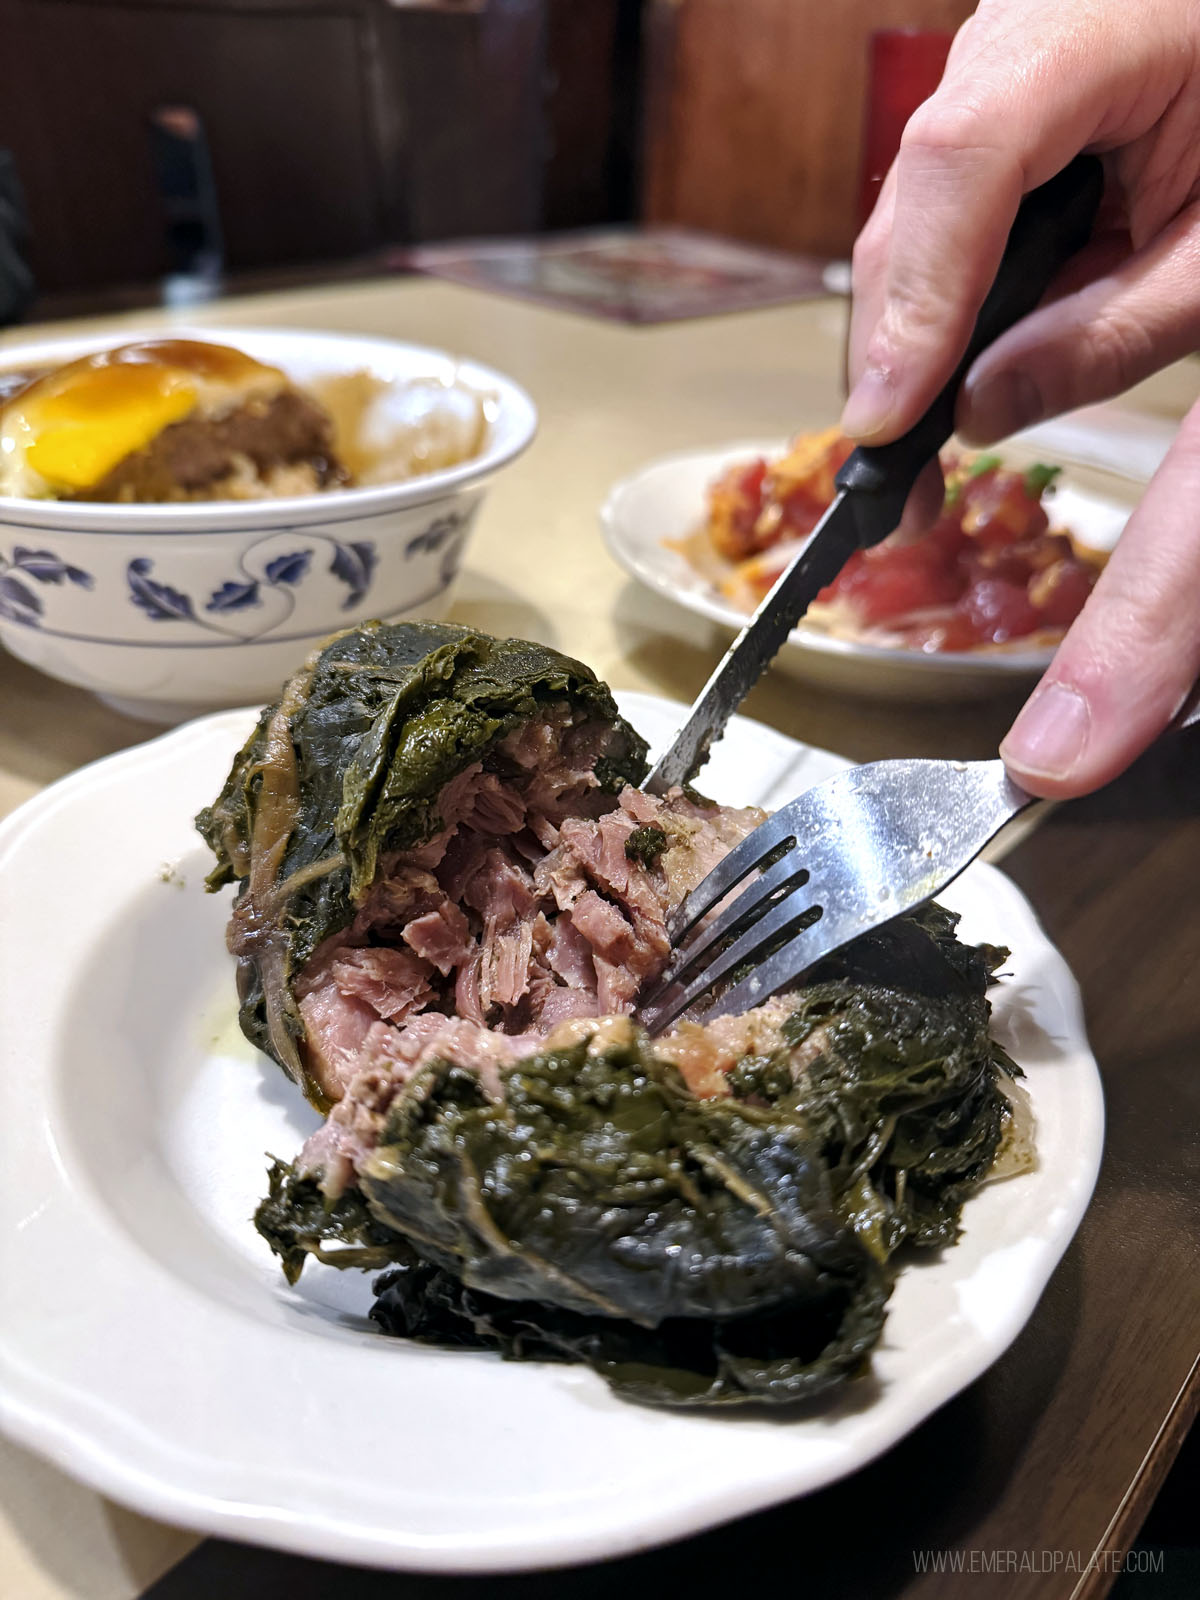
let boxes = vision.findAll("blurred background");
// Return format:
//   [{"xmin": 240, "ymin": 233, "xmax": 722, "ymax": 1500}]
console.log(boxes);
[{"xmin": 0, "ymin": 0, "xmax": 974, "ymax": 321}]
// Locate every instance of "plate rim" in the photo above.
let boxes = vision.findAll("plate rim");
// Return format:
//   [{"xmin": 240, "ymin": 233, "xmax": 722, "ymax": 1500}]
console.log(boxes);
[{"xmin": 0, "ymin": 700, "xmax": 1105, "ymax": 1571}]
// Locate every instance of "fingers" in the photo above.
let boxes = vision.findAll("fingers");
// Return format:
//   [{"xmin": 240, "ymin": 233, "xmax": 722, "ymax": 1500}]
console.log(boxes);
[
  {"xmin": 841, "ymin": 98, "xmax": 1028, "ymax": 441},
  {"xmin": 846, "ymin": 165, "xmax": 898, "ymax": 387},
  {"xmin": 840, "ymin": 0, "xmax": 1193, "ymax": 445},
  {"xmin": 958, "ymin": 201, "xmax": 1200, "ymax": 441},
  {"xmin": 1000, "ymin": 400, "xmax": 1200, "ymax": 797}
]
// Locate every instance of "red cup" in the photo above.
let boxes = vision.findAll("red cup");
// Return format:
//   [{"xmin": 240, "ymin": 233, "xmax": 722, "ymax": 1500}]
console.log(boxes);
[{"xmin": 858, "ymin": 29, "xmax": 954, "ymax": 229}]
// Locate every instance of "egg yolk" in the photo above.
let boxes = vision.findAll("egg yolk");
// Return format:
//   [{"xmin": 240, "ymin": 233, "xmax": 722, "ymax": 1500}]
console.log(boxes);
[{"xmin": 20, "ymin": 363, "xmax": 198, "ymax": 491}]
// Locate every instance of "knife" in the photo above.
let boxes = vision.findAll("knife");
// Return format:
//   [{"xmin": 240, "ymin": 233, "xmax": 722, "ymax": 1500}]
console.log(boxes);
[{"xmin": 644, "ymin": 153, "xmax": 1105, "ymax": 795}]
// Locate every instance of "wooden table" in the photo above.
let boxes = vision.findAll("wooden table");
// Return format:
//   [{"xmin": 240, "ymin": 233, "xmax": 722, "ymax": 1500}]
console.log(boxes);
[{"xmin": 1, "ymin": 280, "xmax": 1196, "ymax": 1600}]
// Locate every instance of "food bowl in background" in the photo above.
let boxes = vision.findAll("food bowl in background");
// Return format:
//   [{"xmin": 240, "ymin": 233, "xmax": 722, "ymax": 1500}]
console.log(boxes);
[
  {"xmin": 0, "ymin": 328, "xmax": 537, "ymax": 721},
  {"xmin": 601, "ymin": 432, "xmax": 1149, "ymax": 702}
]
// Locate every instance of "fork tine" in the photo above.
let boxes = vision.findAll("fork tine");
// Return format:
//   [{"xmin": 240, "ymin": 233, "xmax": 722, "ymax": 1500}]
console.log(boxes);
[
  {"xmin": 643, "ymin": 845, "xmax": 810, "ymax": 1004},
  {"xmin": 637, "ymin": 754, "xmax": 1034, "ymax": 1037},
  {"xmin": 666, "ymin": 805, "xmax": 801, "ymax": 943},
  {"xmin": 697, "ymin": 913, "xmax": 848, "ymax": 1024},
  {"xmin": 638, "ymin": 884, "xmax": 823, "ymax": 1035}
]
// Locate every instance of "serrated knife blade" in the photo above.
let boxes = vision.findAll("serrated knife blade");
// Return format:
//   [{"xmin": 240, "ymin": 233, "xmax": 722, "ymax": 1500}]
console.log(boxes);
[{"xmin": 644, "ymin": 485, "xmax": 899, "ymax": 794}]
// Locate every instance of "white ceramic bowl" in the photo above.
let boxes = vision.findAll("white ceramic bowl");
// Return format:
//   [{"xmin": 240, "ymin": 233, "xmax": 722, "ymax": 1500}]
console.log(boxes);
[{"xmin": 0, "ymin": 328, "xmax": 537, "ymax": 721}]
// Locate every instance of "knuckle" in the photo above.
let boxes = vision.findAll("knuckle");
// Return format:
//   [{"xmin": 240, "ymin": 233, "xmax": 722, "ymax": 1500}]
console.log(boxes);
[
  {"xmin": 1084, "ymin": 307, "xmax": 1157, "ymax": 398},
  {"xmin": 874, "ymin": 278, "xmax": 955, "ymax": 354},
  {"xmin": 1083, "ymin": 541, "xmax": 1200, "ymax": 678},
  {"xmin": 899, "ymin": 96, "xmax": 997, "ymax": 162}
]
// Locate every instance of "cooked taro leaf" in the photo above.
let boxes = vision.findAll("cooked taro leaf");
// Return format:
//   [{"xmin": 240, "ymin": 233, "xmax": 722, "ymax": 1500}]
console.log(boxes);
[
  {"xmin": 369, "ymin": 1243, "xmax": 888, "ymax": 1408},
  {"xmin": 363, "ymin": 1041, "xmax": 883, "ymax": 1328},
  {"xmin": 624, "ymin": 824, "xmax": 669, "ymax": 868},
  {"xmin": 196, "ymin": 621, "xmax": 647, "ymax": 1093},
  {"xmin": 224, "ymin": 623, "xmax": 1015, "ymax": 1409},
  {"xmin": 257, "ymin": 906, "xmax": 1013, "ymax": 1407},
  {"xmin": 256, "ymin": 1159, "xmax": 400, "ymax": 1285},
  {"xmin": 776, "ymin": 905, "xmax": 1012, "ymax": 1254},
  {"xmin": 781, "ymin": 978, "xmax": 1007, "ymax": 1253},
  {"xmin": 261, "ymin": 1037, "xmax": 891, "ymax": 1407},
  {"xmin": 359, "ymin": 1042, "xmax": 890, "ymax": 1406}
]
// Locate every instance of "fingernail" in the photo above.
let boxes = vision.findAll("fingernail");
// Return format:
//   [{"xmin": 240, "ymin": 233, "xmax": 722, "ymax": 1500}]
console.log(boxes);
[
  {"xmin": 841, "ymin": 367, "xmax": 895, "ymax": 439},
  {"xmin": 1001, "ymin": 681, "xmax": 1090, "ymax": 779},
  {"xmin": 961, "ymin": 369, "xmax": 1042, "ymax": 442}
]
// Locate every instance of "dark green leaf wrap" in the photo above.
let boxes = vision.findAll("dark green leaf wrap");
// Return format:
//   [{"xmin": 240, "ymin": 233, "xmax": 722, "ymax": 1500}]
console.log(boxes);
[
  {"xmin": 213, "ymin": 623, "xmax": 1017, "ymax": 1409},
  {"xmin": 196, "ymin": 621, "xmax": 647, "ymax": 1091},
  {"xmin": 255, "ymin": 905, "xmax": 1015, "ymax": 1408},
  {"xmin": 365, "ymin": 1043, "xmax": 878, "ymax": 1325}
]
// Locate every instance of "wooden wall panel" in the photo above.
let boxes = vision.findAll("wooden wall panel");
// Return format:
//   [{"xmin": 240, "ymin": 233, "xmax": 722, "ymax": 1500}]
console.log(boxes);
[
  {"xmin": 377, "ymin": 0, "xmax": 640, "ymax": 242},
  {"xmin": 642, "ymin": 0, "xmax": 976, "ymax": 258},
  {"xmin": 0, "ymin": 0, "xmax": 640, "ymax": 300},
  {"xmin": 0, "ymin": 0, "xmax": 382, "ymax": 292},
  {"xmin": 373, "ymin": 0, "xmax": 547, "ymax": 243},
  {"xmin": 543, "ymin": 0, "xmax": 620, "ymax": 228}
]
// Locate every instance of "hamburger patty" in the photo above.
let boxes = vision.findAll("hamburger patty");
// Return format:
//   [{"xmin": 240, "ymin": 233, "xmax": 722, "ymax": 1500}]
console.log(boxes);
[{"xmin": 81, "ymin": 388, "xmax": 348, "ymax": 502}]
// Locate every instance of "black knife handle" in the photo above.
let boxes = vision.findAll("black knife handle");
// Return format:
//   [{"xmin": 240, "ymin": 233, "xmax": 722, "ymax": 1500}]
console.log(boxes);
[{"xmin": 834, "ymin": 153, "xmax": 1104, "ymax": 528}]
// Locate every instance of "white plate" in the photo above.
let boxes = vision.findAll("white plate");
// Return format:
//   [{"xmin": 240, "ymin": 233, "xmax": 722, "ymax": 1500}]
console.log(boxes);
[
  {"xmin": 0, "ymin": 693, "xmax": 1103, "ymax": 1571},
  {"xmin": 600, "ymin": 419, "xmax": 1166, "ymax": 701}
]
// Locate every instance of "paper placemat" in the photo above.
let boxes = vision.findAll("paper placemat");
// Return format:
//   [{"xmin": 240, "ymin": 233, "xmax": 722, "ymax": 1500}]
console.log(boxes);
[{"xmin": 390, "ymin": 227, "xmax": 829, "ymax": 324}]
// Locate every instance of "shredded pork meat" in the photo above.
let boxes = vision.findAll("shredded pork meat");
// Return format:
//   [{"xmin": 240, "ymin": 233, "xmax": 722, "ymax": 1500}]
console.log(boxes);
[{"xmin": 291, "ymin": 715, "xmax": 768, "ymax": 1196}]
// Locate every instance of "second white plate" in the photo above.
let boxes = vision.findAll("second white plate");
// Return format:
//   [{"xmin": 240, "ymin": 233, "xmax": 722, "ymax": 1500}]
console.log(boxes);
[{"xmin": 601, "ymin": 422, "xmax": 1161, "ymax": 701}]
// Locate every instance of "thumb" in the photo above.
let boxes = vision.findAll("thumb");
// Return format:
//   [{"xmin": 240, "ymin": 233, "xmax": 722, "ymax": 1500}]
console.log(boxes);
[{"xmin": 1000, "ymin": 403, "xmax": 1200, "ymax": 798}]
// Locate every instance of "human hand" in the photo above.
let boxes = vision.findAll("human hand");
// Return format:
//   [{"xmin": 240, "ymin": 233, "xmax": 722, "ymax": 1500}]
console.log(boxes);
[{"xmin": 842, "ymin": 0, "xmax": 1200, "ymax": 797}]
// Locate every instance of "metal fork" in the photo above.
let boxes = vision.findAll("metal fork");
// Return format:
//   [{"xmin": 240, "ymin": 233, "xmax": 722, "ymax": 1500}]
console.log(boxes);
[{"xmin": 636, "ymin": 697, "xmax": 1200, "ymax": 1036}]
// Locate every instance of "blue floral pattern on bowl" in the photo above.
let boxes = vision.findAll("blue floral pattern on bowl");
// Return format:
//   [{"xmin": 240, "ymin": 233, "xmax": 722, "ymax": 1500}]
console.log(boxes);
[
  {"xmin": 125, "ymin": 534, "xmax": 382, "ymax": 640},
  {"xmin": 206, "ymin": 549, "xmax": 314, "ymax": 615},
  {"xmin": 117, "ymin": 509, "xmax": 478, "ymax": 641},
  {"xmin": 0, "ymin": 546, "xmax": 94, "ymax": 626},
  {"xmin": 0, "ymin": 508, "xmax": 475, "ymax": 641}
]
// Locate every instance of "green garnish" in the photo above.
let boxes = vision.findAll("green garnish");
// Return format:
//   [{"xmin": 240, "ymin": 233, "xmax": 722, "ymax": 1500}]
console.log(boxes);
[
  {"xmin": 1023, "ymin": 462, "xmax": 1062, "ymax": 498},
  {"xmin": 624, "ymin": 824, "xmax": 669, "ymax": 868},
  {"xmin": 967, "ymin": 453, "xmax": 1002, "ymax": 478}
]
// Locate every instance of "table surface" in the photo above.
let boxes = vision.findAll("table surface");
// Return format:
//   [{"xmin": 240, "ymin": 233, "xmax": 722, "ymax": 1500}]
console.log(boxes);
[{"xmin": 1, "ymin": 279, "xmax": 1196, "ymax": 1600}]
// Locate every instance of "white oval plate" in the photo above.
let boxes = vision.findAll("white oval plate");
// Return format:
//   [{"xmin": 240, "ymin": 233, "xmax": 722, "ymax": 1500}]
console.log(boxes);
[
  {"xmin": 600, "ymin": 419, "xmax": 1165, "ymax": 701},
  {"xmin": 0, "ymin": 693, "xmax": 1103, "ymax": 1572}
]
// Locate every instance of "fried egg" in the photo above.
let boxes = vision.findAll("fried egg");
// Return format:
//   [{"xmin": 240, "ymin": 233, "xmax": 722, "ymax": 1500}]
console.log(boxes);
[{"xmin": 0, "ymin": 340, "xmax": 288, "ymax": 499}]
